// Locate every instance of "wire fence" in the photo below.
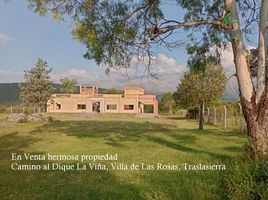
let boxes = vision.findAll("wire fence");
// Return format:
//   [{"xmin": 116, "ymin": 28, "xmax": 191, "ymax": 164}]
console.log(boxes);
[
  {"xmin": 204, "ymin": 103, "xmax": 247, "ymax": 133},
  {"xmin": 0, "ymin": 106, "xmax": 45, "ymax": 115},
  {"xmin": 1, "ymin": 103, "xmax": 247, "ymax": 133}
]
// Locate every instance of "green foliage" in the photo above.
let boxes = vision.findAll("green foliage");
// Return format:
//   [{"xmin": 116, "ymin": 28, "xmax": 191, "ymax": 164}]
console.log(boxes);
[
  {"xmin": 220, "ymin": 157, "xmax": 268, "ymax": 200},
  {"xmin": 0, "ymin": 83, "xmax": 62, "ymax": 106},
  {"xmin": 174, "ymin": 64, "xmax": 227, "ymax": 110},
  {"xmin": 24, "ymin": 0, "xmax": 185, "ymax": 68},
  {"xmin": 159, "ymin": 92, "xmax": 176, "ymax": 114},
  {"xmin": 105, "ymin": 87, "xmax": 121, "ymax": 94},
  {"xmin": 25, "ymin": 0, "xmax": 256, "ymax": 75},
  {"xmin": 144, "ymin": 104, "xmax": 154, "ymax": 113},
  {"xmin": 60, "ymin": 77, "xmax": 78, "ymax": 93},
  {"xmin": 0, "ymin": 83, "xmax": 21, "ymax": 105},
  {"xmin": 19, "ymin": 58, "xmax": 55, "ymax": 108},
  {"xmin": 17, "ymin": 117, "xmax": 28, "ymax": 123},
  {"xmin": 48, "ymin": 116, "xmax": 54, "ymax": 122}
]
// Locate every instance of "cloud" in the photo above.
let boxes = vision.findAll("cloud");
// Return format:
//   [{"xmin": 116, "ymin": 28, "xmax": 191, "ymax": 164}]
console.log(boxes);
[
  {"xmin": 220, "ymin": 43, "xmax": 257, "ymax": 75},
  {"xmin": 94, "ymin": 54, "xmax": 185, "ymax": 93},
  {"xmin": 221, "ymin": 45, "xmax": 234, "ymax": 69},
  {"xmin": 0, "ymin": 69, "xmax": 24, "ymax": 82},
  {"xmin": 48, "ymin": 54, "xmax": 185, "ymax": 93},
  {"xmin": 66, "ymin": 69, "xmax": 95, "ymax": 78},
  {"xmin": 0, "ymin": 33, "xmax": 16, "ymax": 44},
  {"xmin": 0, "ymin": 54, "xmax": 185, "ymax": 93}
]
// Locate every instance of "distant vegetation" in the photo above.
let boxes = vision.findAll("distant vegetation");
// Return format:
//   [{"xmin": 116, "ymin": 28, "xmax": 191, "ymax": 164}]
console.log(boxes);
[
  {"xmin": 0, "ymin": 83, "xmax": 20, "ymax": 105},
  {"xmin": 0, "ymin": 83, "xmax": 123, "ymax": 105},
  {"xmin": 0, "ymin": 83, "xmax": 59, "ymax": 105}
]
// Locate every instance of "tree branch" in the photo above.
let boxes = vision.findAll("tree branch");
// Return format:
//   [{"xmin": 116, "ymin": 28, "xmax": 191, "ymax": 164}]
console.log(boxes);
[{"xmin": 151, "ymin": 18, "xmax": 228, "ymax": 37}]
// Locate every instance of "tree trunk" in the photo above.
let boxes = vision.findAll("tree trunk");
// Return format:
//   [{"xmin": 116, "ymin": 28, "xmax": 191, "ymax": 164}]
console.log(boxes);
[
  {"xmin": 225, "ymin": 0, "xmax": 268, "ymax": 159},
  {"xmin": 242, "ymin": 88, "xmax": 268, "ymax": 158},
  {"xmin": 199, "ymin": 102, "xmax": 205, "ymax": 130},
  {"xmin": 38, "ymin": 106, "xmax": 41, "ymax": 114},
  {"xmin": 256, "ymin": 0, "xmax": 268, "ymax": 103},
  {"xmin": 169, "ymin": 105, "xmax": 172, "ymax": 115}
]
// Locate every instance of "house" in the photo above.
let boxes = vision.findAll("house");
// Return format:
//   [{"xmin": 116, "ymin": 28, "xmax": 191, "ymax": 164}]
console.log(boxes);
[{"xmin": 47, "ymin": 85, "xmax": 158, "ymax": 114}]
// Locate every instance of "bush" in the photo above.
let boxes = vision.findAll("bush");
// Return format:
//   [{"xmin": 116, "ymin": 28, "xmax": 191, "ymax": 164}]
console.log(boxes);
[
  {"xmin": 17, "ymin": 117, "xmax": 28, "ymax": 123},
  {"xmin": 0, "ymin": 107, "xmax": 9, "ymax": 114},
  {"xmin": 48, "ymin": 116, "xmax": 54, "ymax": 122},
  {"xmin": 220, "ymin": 156, "xmax": 268, "ymax": 200}
]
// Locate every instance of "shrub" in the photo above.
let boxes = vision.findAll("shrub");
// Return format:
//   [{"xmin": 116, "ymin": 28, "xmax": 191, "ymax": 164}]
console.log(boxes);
[
  {"xmin": 17, "ymin": 117, "xmax": 28, "ymax": 123},
  {"xmin": 48, "ymin": 116, "xmax": 54, "ymax": 122},
  {"xmin": 220, "ymin": 156, "xmax": 268, "ymax": 200},
  {"xmin": 0, "ymin": 107, "xmax": 9, "ymax": 114}
]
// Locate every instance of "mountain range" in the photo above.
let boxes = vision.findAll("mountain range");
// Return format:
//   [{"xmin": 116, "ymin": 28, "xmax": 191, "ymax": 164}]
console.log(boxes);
[{"xmin": 0, "ymin": 83, "xmax": 239, "ymax": 105}]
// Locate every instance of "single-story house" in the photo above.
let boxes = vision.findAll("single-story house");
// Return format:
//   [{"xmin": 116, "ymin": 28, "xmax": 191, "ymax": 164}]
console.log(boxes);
[{"xmin": 47, "ymin": 85, "xmax": 158, "ymax": 114}]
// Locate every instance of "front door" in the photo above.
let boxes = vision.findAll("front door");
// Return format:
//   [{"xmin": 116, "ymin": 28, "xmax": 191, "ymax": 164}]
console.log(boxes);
[{"xmin": 92, "ymin": 101, "xmax": 100, "ymax": 113}]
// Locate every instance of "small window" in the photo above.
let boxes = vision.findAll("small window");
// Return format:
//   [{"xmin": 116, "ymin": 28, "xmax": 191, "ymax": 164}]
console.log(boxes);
[
  {"xmin": 56, "ymin": 103, "xmax": 61, "ymax": 110},
  {"xmin": 124, "ymin": 105, "xmax": 134, "ymax": 110},
  {"xmin": 77, "ymin": 104, "xmax": 86, "ymax": 110},
  {"xmin": 107, "ymin": 104, "xmax": 117, "ymax": 110}
]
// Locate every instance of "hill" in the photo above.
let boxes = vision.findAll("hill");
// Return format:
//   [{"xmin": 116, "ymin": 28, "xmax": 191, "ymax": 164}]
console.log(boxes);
[
  {"xmin": 0, "ymin": 83, "xmax": 122, "ymax": 105},
  {"xmin": 0, "ymin": 83, "xmax": 238, "ymax": 105},
  {"xmin": 0, "ymin": 83, "xmax": 21, "ymax": 105}
]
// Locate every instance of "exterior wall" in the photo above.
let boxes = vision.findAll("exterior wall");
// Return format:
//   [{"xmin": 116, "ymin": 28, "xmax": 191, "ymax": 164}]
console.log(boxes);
[
  {"xmin": 138, "ymin": 94, "xmax": 158, "ymax": 114},
  {"xmin": 103, "ymin": 94, "xmax": 139, "ymax": 113},
  {"xmin": 80, "ymin": 85, "xmax": 98, "ymax": 95},
  {"xmin": 47, "ymin": 96, "xmax": 89, "ymax": 113},
  {"xmin": 47, "ymin": 87, "xmax": 158, "ymax": 114},
  {"xmin": 124, "ymin": 87, "xmax": 144, "ymax": 97},
  {"xmin": 103, "ymin": 94, "xmax": 122, "ymax": 113},
  {"xmin": 47, "ymin": 94, "xmax": 104, "ymax": 113}
]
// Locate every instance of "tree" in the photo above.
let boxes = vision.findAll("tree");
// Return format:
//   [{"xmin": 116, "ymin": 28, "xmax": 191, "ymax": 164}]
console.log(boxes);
[
  {"xmin": 159, "ymin": 92, "xmax": 176, "ymax": 114},
  {"xmin": 19, "ymin": 58, "xmax": 55, "ymax": 112},
  {"xmin": 174, "ymin": 65, "xmax": 227, "ymax": 130},
  {"xmin": 26, "ymin": 0, "xmax": 268, "ymax": 158},
  {"xmin": 106, "ymin": 87, "xmax": 120, "ymax": 94},
  {"xmin": 60, "ymin": 77, "xmax": 78, "ymax": 93}
]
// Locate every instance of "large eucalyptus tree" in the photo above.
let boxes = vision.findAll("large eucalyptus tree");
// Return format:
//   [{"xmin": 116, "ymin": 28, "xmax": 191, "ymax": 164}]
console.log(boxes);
[{"xmin": 26, "ymin": 0, "xmax": 268, "ymax": 158}]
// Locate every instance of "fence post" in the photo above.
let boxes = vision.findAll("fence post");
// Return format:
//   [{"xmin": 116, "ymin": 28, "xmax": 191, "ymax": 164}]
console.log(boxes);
[
  {"xmin": 207, "ymin": 108, "xmax": 210, "ymax": 123},
  {"xmin": 10, "ymin": 106, "xmax": 13, "ymax": 115},
  {"xmin": 223, "ymin": 106, "xmax": 227, "ymax": 129},
  {"xmin": 213, "ymin": 107, "xmax": 217, "ymax": 125},
  {"xmin": 238, "ymin": 103, "xmax": 244, "ymax": 133}
]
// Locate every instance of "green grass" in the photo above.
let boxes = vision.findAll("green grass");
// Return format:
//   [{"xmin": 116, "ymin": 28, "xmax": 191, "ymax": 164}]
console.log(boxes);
[{"xmin": 0, "ymin": 113, "xmax": 247, "ymax": 200}]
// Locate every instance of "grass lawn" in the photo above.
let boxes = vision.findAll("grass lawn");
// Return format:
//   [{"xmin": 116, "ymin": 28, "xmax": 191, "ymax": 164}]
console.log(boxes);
[{"xmin": 0, "ymin": 113, "xmax": 246, "ymax": 200}]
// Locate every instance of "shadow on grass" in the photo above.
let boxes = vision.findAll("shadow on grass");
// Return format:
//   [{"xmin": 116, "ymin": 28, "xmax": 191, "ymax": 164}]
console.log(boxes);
[
  {"xmin": 166, "ymin": 116, "xmax": 187, "ymax": 120},
  {"xmin": 147, "ymin": 135, "xmax": 230, "ymax": 160},
  {"xmin": 0, "ymin": 133, "xmax": 146, "ymax": 199},
  {"xmin": 31, "ymin": 120, "xmax": 177, "ymax": 146},
  {"xmin": 0, "ymin": 132, "xmax": 39, "ymax": 159},
  {"xmin": 31, "ymin": 120, "xmax": 245, "ymax": 161},
  {"xmin": 181, "ymin": 127, "xmax": 246, "ymax": 138},
  {"xmin": 223, "ymin": 146, "xmax": 243, "ymax": 152}
]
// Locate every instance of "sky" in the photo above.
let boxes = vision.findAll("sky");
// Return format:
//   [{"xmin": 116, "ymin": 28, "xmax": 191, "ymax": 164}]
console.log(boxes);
[{"xmin": 0, "ymin": 0, "xmax": 240, "ymax": 94}]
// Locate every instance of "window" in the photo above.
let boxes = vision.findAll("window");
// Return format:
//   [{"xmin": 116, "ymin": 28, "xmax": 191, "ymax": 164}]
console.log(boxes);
[
  {"xmin": 124, "ymin": 105, "xmax": 134, "ymax": 110},
  {"xmin": 107, "ymin": 104, "xmax": 117, "ymax": 110},
  {"xmin": 77, "ymin": 104, "xmax": 86, "ymax": 110},
  {"xmin": 56, "ymin": 103, "xmax": 61, "ymax": 110}
]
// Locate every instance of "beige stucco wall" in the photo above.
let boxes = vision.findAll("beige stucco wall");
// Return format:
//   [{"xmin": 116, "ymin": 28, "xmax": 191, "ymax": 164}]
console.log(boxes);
[
  {"xmin": 47, "ymin": 96, "xmax": 105, "ymax": 113},
  {"xmin": 124, "ymin": 87, "xmax": 144, "ymax": 97},
  {"xmin": 47, "ymin": 88, "xmax": 158, "ymax": 114},
  {"xmin": 103, "ymin": 94, "xmax": 139, "ymax": 113}
]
